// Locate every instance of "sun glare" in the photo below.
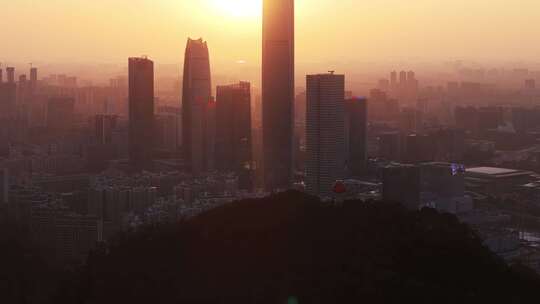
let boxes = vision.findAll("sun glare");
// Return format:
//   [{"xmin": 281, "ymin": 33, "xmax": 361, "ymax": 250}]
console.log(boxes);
[{"xmin": 211, "ymin": 0, "xmax": 262, "ymax": 18}]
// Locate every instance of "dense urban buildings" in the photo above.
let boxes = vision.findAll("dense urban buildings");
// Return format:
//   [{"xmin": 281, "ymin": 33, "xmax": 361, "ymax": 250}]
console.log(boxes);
[
  {"xmin": 182, "ymin": 38, "xmax": 213, "ymax": 175},
  {"xmin": 262, "ymin": 0, "xmax": 295, "ymax": 191},
  {"xmin": 305, "ymin": 73, "xmax": 346, "ymax": 197},
  {"xmin": 94, "ymin": 114, "xmax": 118, "ymax": 145},
  {"xmin": 47, "ymin": 97, "xmax": 75, "ymax": 134},
  {"xmin": 128, "ymin": 57, "xmax": 155, "ymax": 171}
]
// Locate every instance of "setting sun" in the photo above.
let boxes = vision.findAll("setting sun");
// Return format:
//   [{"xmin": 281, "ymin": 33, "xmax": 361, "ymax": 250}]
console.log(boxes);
[{"xmin": 211, "ymin": 0, "xmax": 261, "ymax": 18}]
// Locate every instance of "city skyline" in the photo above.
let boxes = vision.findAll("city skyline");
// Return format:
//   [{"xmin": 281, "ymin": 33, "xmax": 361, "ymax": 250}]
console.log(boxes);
[{"xmin": 3, "ymin": 1, "xmax": 540, "ymax": 302}]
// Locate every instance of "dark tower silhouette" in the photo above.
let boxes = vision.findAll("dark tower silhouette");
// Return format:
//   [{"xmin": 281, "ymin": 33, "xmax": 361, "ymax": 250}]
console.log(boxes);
[
  {"xmin": 215, "ymin": 82, "xmax": 253, "ymax": 189},
  {"xmin": 262, "ymin": 0, "xmax": 295, "ymax": 191},
  {"xmin": 345, "ymin": 97, "xmax": 368, "ymax": 177},
  {"xmin": 128, "ymin": 57, "xmax": 155, "ymax": 171},
  {"xmin": 182, "ymin": 38, "xmax": 213, "ymax": 175}
]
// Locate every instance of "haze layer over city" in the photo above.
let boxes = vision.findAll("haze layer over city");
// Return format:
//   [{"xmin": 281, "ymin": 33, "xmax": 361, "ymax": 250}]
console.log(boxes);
[{"xmin": 3, "ymin": 0, "xmax": 540, "ymax": 91}]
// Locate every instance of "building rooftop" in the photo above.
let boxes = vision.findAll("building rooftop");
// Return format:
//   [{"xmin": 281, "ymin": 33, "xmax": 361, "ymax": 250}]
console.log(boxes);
[
  {"xmin": 466, "ymin": 167, "xmax": 532, "ymax": 178},
  {"xmin": 467, "ymin": 167, "xmax": 519, "ymax": 175}
]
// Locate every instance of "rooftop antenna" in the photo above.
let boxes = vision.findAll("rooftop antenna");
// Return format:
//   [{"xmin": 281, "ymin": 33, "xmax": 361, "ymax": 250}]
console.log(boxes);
[{"xmin": 29, "ymin": 62, "xmax": 33, "ymax": 69}]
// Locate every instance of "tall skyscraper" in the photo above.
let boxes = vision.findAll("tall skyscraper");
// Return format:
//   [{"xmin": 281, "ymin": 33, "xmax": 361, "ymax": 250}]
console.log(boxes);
[
  {"xmin": 262, "ymin": 0, "xmax": 295, "ymax": 191},
  {"xmin": 182, "ymin": 38, "xmax": 213, "ymax": 175},
  {"xmin": 215, "ymin": 82, "xmax": 253, "ymax": 189},
  {"xmin": 128, "ymin": 57, "xmax": 155, "ymax": 171},
  {"xmin": 345, "ymin": 97, "xmax": 368, "ymax": 177},
  {"xmin": 305, "ymin": 73, "xmax": 346, "ymax": 197}
]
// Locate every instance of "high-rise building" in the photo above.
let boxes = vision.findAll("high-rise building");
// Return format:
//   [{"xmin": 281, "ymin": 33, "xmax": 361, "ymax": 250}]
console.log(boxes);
[
  {"xmin": 389, "ymin": 71, "xmax": 398, "ymax": 98},
  {"xmin": 406, "ymin": 70, "xmax": 419, "ymax": 104},
  {"xmin": 215, "ymin": 82, "xmax": 253, "ymax": 189},
  {"xmin": 47, "ymin": 97, "xmax": 75, "ymax": 133},
  {"xmin": 525, "ymin": 79, "xmax": 536, "ymax": 90},
  {"xmin": 95, "ymin": 114, "xmax": 118, "ymax": 144},
  {"xmin": 403, "ymin": 134, "xmax": 433, "ymax": 163},
  {"xmin": 6, "ymin": 67, "xmax": 15, "ymax": 83},
  {"xmin": 345, "ymin": 97, "xmax": 368, "ymax": 177},
  {"xmin": 128, "ymin": 57, "xmax": 155, "ymax": 171},
  {"xmin": 0, "ymin": 80, "xmax": 16, "ymax": 120},
  {"xmin": 262, "ymin": 0, "xmax": 295, "ymax": 191},
  {"xmin": 182, "ymin": 38, "xmax": 213, "ymax": 175},
  {"xmin": 390, "ymin": 71, "xmax": 397, "ymax": 86},
  {"xmin": 379, "ymin": 132, "xmax": 402, "ymax": 161},
  {"xmin": 383, "ymin": 162, "xmax": 470, "ymax": 213},
  {"xmin": 30, "ymin": 67, "xmax": 38, "ymax": 92},
  {"xmin": 382, "ymin": 164, "xmax": 421, "ymax": 210},
  {"xmin": 305, "ymin": 73, "xmax": 346, "ymax": 197},
  {"xmin": 399, "ymin": 71, "xmax": 407, "ymax": 86},
  {"xmin": 407, "ymin": 71, "xmax": 416, "ymax": 83},
  {"xmin": 30, "ymin": 67, "xmax": 37, "ymax": 83},
  {"xmin": 88, "ymin": 115, "xmax": 119, "ymax": 172},
  {"xmin": 155, "ymin": 114, "xmax": 180, "ymax": 152}
]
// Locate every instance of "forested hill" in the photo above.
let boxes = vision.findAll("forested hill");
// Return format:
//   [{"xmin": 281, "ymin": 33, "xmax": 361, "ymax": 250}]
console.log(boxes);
[{"xmin": 48, "ymin": 191, "xmax": 540, "ymax": 304}]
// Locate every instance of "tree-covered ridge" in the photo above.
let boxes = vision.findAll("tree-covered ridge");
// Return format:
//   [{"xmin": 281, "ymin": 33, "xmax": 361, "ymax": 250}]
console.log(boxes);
[{"xmin": 8, "ymin": 191, "xmax": 540, "ymax": 303}]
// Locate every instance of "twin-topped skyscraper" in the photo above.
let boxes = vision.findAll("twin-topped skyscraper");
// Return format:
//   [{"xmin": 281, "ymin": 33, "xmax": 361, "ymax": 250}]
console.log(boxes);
[{"xmin": 182, "ymin": 38, "xmax": 213, "ymax": 175}]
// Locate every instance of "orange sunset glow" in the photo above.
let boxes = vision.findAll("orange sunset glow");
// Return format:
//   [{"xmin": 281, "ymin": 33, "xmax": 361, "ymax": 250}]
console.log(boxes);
[{"xmin": 2, "ymin": 0, "xmax": 539, "ymax": 68}]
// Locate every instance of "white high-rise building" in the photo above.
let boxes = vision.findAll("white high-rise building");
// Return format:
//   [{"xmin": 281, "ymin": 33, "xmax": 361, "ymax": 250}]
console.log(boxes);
[{"xmin": 305, "ymin": 73, "xmax": 346, "ymax": 197}]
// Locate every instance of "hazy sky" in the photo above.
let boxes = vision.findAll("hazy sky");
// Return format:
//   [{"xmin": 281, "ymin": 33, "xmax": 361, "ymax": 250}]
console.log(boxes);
[{"xmin": 1, "ymin": 0, "xmax": 539, "ymax": 70}]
